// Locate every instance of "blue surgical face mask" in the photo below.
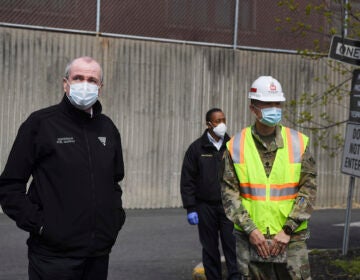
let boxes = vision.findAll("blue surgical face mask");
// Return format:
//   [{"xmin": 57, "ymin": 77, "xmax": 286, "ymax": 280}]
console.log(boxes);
[
  {"xmin": 67, "ymin": 81, "xmax": 99, "ymax": 110},
  {"xmin": 258, "ymin": 107, "xmax": 282, "ymax": 127}
]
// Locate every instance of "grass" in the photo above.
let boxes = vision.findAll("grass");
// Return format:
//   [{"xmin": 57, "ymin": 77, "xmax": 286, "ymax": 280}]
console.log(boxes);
[
  {"xmin": 332, "ymin": 257, "xmax": 360, "ymax": 277},
  {"xmin": 309, "ymin": 248, "xmax": 360, "ymax": 279},
  {"xmin": 193, "ymin": 248, "xmax": 360, "ymax": 279}
]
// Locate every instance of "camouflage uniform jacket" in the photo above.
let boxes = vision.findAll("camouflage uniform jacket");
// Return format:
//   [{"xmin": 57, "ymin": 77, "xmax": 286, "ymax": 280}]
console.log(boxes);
[{"xmin": 221, "ymin": 124, "xmax": 317, "ymax": 235}]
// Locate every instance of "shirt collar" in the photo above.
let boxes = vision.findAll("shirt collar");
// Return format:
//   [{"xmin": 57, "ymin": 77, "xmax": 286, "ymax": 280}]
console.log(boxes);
[{"xmin": 207, "ymin": 131, "xmax": 223, "ymax": 151}]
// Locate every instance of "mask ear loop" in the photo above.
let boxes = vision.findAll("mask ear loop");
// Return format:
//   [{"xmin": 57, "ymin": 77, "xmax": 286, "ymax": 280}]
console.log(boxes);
[
  {"xmin": 251, "ymin": 105, "xmax": 263, "ymax": 120},
  {"xmin": 64, "ymin": 78, "xmax": 73, "ymax": 90},
  {"xmin": 252, "ymin": 104, "xmax": 261, "ymax": 112}
]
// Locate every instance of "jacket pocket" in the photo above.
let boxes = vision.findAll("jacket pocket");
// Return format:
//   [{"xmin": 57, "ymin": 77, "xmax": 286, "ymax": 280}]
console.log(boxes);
[{"xmin": 39, "ymin": 223, "xmax": 62, "ymax": 248}]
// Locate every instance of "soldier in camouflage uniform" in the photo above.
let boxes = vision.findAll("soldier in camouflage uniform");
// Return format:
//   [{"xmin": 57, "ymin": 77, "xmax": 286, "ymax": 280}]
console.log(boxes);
[{"xmin": 221, "ymin": 76, "xmax": 317, "ymax": 280}]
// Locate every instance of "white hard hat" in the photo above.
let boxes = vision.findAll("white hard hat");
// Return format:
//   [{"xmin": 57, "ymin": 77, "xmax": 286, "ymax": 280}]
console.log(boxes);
[{"xmin": 248, "ymin": 76, "xmax": 286, "ymax": 102}]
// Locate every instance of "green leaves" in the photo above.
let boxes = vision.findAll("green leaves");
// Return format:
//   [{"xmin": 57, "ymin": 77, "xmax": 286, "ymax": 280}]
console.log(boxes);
[{"xmin": 275, "ymin": 0, "xmax": 360, "ymax": 156}]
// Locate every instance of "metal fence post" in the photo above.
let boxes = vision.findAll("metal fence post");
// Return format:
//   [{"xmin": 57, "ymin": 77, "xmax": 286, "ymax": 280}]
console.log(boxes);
[
  {"xmin": 233, "ymin": 0, "xmax": 239, "ymax": 50},
  {"xmin": 96, "ymin": 0, "xmax": 101, "ymax": 34},
  {"xmin": 342, "ymin": 175, "xmax": 355, "ymax": 255}
]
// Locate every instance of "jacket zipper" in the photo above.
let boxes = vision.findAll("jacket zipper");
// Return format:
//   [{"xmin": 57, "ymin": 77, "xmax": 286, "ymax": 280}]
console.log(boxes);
[{"xmin": 83, "ymin": 126, "xmax": 96, "ymax": 245}]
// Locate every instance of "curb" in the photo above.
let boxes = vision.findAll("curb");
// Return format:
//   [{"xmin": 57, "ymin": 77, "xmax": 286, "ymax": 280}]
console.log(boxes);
[{"xmin": 192, "ymin": 256, "xmax": 226, "ymax": 280}]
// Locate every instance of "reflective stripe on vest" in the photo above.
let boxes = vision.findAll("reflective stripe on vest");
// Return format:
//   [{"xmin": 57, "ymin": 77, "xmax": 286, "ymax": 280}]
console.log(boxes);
[{"xmin": 227, "ymin": 126, "xmax": 309, "ymax": 234}]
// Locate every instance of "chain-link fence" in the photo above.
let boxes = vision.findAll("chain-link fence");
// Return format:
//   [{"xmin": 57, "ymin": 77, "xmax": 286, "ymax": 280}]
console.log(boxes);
[{"xmin": 0, "ymin": 1, "xmax": 350, "ymax": 52}]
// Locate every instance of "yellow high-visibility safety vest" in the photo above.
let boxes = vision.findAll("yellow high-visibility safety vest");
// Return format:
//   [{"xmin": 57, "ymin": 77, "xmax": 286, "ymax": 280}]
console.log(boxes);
[{"xmin": 227, "ymin": 126, "xmax": 309, "ymax": 235}]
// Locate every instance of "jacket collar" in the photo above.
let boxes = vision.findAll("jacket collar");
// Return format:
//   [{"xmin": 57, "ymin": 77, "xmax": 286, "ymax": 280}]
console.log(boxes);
[
  {"xmin": 251, "ymin": 124, "xmax": 284, "ymax": 150},
  {"xmin": 60, "ymin": 94, "xmax": 102, "ymax": 122}
]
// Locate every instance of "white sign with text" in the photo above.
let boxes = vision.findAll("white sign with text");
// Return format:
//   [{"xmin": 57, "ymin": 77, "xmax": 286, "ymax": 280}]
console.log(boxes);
[{"xmin": 341, "ymin": 123, "xmax": 360, "ymax": 177}]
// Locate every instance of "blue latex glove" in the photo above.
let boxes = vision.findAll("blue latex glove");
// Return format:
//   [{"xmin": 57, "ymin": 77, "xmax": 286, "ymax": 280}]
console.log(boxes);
[{"xmin": 187, "ymin": 212, "xmax": 199, "ymax": 225}]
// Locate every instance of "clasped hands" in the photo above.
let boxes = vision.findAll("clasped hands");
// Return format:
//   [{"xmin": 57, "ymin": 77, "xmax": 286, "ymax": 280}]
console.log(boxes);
[{"xmin": 249, "ymin": 229, "xmax": 290, "ymax": 259}]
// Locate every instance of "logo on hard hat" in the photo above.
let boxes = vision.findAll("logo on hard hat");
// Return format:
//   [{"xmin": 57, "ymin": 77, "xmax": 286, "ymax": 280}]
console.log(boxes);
[{"xmin": 269, "ymin": 82, "xmax": 276, "ymax": 91}]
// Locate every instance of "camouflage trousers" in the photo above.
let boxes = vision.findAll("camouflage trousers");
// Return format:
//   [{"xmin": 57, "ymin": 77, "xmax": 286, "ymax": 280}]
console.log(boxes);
[{"xmin": 234, "ymin": 230, "xmax": 311, "ymax": 280}]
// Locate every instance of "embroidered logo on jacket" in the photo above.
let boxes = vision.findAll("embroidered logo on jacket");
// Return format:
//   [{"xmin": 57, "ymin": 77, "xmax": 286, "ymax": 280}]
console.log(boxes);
[
  {"xmin": 201, "ymin": 154, "xmax": 213, "ymax": 157},
  {"xmin": 98, "ymin": 137, "xmax": 106, "ymax": 146},
  {"xmin": 56, "ymin": 137, "xmax": 75, "ymax": 144}
]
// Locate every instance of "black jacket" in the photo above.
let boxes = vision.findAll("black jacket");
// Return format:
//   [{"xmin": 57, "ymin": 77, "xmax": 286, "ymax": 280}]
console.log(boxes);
[
  {"xmin": 0, "ymin": 95, "xmax": 125, "ymax": 257},
  {"xmin": 180, "ymin": 130, "xmax": 230, "ymax": 212}
]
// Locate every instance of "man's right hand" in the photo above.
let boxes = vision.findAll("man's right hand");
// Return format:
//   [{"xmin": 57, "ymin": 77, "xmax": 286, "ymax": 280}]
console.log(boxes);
[
  {"xmin": 187, "ymin": 212, "xmax": 199, "ymax": 225},
  {"xmin": 249, "ymin": 229, "xmax": 270, "ymax": 259}
]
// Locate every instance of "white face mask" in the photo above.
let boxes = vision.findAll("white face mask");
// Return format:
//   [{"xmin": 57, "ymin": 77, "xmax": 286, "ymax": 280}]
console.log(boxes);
[
  {"xmin": 212, "ymin": 122, "xmax": 227, "ymax": 138},
  {"xmin": 67, "ymin": 82, "xmax": 99, "ymax": 110}
]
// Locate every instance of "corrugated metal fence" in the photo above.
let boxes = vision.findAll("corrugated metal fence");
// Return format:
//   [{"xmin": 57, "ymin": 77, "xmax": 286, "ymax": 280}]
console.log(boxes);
[{"xmin": 0, "ymin": 27, "xmax": 358, "ymax": 209}]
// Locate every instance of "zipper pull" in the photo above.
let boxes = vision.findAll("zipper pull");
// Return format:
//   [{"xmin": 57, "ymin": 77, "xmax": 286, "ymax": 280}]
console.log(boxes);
[{"xmin": 266, "ymin": 227, "xmax": 270, "ymax": 239}]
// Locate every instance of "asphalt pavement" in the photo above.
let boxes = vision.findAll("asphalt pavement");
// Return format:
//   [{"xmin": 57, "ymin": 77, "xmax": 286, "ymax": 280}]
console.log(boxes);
[{"xmin": 0, "ymin": 208, "xmax": 360, "ymax": 280}]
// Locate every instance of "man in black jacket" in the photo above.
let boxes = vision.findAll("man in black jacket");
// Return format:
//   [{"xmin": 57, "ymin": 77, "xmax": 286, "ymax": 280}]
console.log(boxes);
[
  {"xmin": 180, "ymin": 108, "xmax": 239, "ymax": 280},
  {"xmin": 0, "ymin": 56, "xmax": 125, "ymax": 280}
]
